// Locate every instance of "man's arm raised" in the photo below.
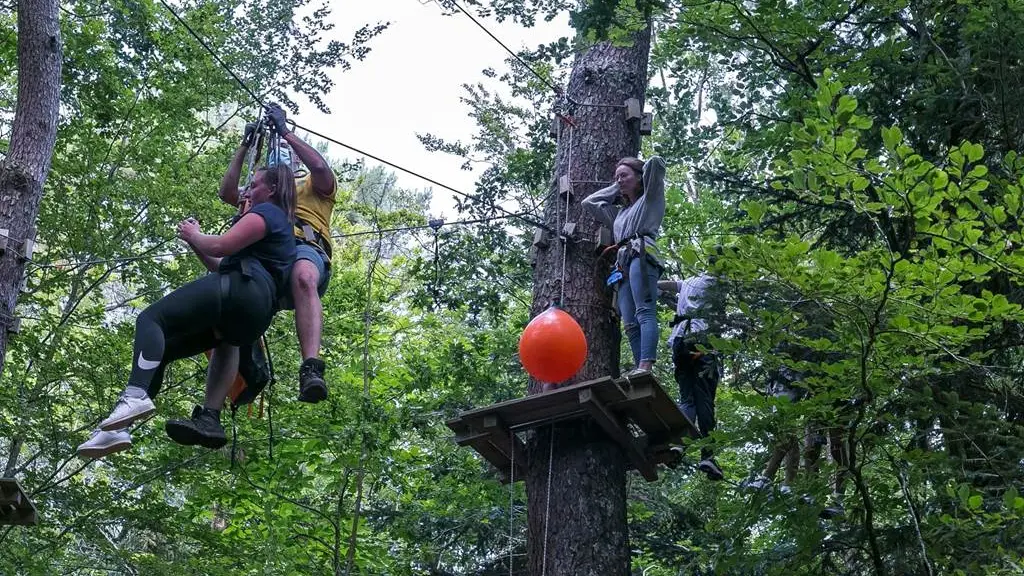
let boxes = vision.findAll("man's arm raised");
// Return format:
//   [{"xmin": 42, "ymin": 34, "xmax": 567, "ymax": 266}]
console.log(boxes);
[{"xmin": 266, "ymin": 103, "xmax": 335, "ymax": 197}]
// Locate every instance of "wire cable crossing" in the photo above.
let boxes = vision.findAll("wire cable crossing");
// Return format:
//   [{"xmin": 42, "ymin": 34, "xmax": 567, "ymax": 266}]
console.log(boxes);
[
  {"xmin": 155, "ymin": 0, "xmax": 554, "ymax": 234},
  {"xmin": 30, "ymin": 212, "xmax": 531, "ymax": 271}
]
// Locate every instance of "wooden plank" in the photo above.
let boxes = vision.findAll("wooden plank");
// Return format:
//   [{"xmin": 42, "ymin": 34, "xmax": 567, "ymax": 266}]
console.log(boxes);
[
  {"xmin": 1, "ymin": 508, "xmax": 36, "ymax": 526},
  {"xmin": 453, "ymin": 377, "xmax": 617, "ymax": 426},
  {"xmin": 451, "ymin": 378, "xmax": 624, "ymax": 439},
  {"xmin": 616, "ymin": 379, "xmax": 667, "ymax": 437},
  {"xmin": 448, "ymin": 373, "xmax": 695, "ymax": 484},
  {"xmin": 579, "ymin": 389, "xmax": 657, "ymax": 481},
  {"xmin": 646, "ymin": 379, "xmax": 699, "ymax": 438}
]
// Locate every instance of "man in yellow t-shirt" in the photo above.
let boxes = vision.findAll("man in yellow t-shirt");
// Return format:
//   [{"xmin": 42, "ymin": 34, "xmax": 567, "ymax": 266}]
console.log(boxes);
[{"xmin": 219, "ymin": 103, "xmax": 336, "ymax": 403}]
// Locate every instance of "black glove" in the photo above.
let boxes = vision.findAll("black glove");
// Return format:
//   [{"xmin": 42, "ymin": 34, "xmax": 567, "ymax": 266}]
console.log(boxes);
[
  {"xmin": 265, "ymin": 103, "xmax": 290, "ymax": 136},
  {"xmin": 242, "ymin": 122, "xmax": 259, "ymax": 147}
]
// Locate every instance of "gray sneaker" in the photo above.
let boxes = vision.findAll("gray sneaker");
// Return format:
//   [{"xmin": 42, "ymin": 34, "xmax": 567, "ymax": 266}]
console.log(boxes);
[
  {"xmin": 698, "ymin": 458, "xmax": 724, "ymax": 481},
  {"xmin": 77, "ymin": 428, "xmax": 131, "ymax": 459}
]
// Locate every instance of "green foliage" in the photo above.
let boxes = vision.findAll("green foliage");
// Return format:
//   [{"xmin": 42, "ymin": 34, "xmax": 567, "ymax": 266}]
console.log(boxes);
[{"xmin": 5, "ymin": 0, "xmax": 1024, "ymax": 574}]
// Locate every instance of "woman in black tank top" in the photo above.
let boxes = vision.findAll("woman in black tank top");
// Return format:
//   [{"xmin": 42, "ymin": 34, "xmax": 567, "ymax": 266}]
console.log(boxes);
[{"xmin": 78, "ymin": 166, "xmax": 297, "ymax": 459}]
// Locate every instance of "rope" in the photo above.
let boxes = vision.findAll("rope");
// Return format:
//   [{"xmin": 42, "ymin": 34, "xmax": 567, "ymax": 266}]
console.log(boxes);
[
  {"xmin": 508, "ymin": 428, "xmax": 515, "ymax": 576},
  {"xmin": 263, "ymin": 335, "xmax": 276, "ymax": 461},
  {"xmin": 432, "ymin": 228, "xmax": 441, "ymax": 309},
  {"xmin": 559, "ymin": 125, "xmax": 574, "ymax": 306},
  {"xmin": 541, "ymin": 425, "xmax": 555, "ymax": 576}
]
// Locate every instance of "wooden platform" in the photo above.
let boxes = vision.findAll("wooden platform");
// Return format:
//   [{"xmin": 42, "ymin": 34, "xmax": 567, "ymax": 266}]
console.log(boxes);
[
  {"xmin": 446, "ymin": 372, "xmax": 698, "ymax": 482},
  {"xmin": 0, "ymin": 478, "xmax": 37, "ymax": 526}
]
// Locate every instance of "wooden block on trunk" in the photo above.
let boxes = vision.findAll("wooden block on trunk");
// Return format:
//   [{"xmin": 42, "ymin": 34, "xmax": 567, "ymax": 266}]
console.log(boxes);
[{"xmin": 0, "ymin": 478, "xmax": 37, "ymax": 526}]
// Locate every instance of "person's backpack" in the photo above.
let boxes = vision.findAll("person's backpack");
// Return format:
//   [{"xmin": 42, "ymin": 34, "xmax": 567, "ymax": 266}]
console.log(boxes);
[{"xmin": 227, "ymin": 336, "xmax": 271, "ymax": 411}]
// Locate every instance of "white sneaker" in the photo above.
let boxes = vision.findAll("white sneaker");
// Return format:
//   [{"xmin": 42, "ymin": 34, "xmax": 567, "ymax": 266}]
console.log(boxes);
[
  {"xmin": 76, "ymin": 428, "xmax": 131, "ymax": 459},
  {"xmin": 98, "ymin": 393, "xmax": 155, "ymax": 431},
  {"xmin": 742, "ymin": 476, "xmax": 771, "ymax": 490},
  {"xmin": 624, "ymin": 367, "xmax": 650, "ymax": 378}
]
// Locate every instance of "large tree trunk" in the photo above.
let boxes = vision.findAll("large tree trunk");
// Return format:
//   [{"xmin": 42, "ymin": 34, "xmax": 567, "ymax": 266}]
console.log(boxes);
[
  {"xmin": 0, "ymin": 0, "xmax": 62, "ymax": 475},
  {"xmin": 525, "ymin": 29, "xmax": 652, "ymax": 576}
]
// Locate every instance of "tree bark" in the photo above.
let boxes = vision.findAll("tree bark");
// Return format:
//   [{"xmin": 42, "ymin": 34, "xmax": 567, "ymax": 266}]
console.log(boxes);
[
  {"xmin": 0, "ymin": 0, "xmax": 62, "ymax": 482},
  {"xmin": 525, "ymin": 29, "xmax": 652, "ymax": 576},
  {"xmin": 0, "ymin": 0, "xmax": 62, "ymax": 380}
]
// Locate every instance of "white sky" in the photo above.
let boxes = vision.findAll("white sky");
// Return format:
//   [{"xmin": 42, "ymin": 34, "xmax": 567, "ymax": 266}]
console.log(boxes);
[{"xmin": 290, "ymin": 1, "xmax": 572, "ymax": 218}]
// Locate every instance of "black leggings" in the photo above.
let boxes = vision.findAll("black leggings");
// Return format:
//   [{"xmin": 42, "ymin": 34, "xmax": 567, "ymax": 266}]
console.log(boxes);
[
  {"xmin": 128, "ymin": 270, "xmax": 275, "ymax": 397},
  {"xmin": 673, "ymin": 338, "xmax": 720, "ymax": 459}
]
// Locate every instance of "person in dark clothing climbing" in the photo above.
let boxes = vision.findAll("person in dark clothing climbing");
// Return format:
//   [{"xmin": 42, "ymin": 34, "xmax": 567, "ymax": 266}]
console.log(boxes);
[
  {"xmin": 77, "ymin": 165, "xmax": 297, "ymax": 458},
  {"xmin": 219, "ymin": 103, "xmax": 337, "ymax": 404},
  {"xmin": 660, "ymin": 272, "xmax": 724, "ymax": 481},
  {"xmin": 583, "ymin": 156, "xmax": 666, "ymax": 375}
]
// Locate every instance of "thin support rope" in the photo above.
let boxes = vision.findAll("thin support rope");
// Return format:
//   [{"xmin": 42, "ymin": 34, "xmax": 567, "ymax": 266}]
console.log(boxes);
[
  {"xmin": 508, "ymin": 429, "xmax": 515, "ymax": 576},
  {"xmin": 433, "ymin": 230, "xmax": 441, "ymax": 310},
  {"xmin": 559, "ymin": 126, "xmax": 574, "ymax": 306},
  {"xmin": 541, "ymin": 425, "xmax": 555, "ymax": 576}
]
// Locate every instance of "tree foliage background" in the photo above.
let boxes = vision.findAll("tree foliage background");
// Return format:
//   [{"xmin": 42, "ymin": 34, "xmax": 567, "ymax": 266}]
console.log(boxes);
[{"xmin": 2, "ymin": 0, "xmax": 1024, "ymax": 575}]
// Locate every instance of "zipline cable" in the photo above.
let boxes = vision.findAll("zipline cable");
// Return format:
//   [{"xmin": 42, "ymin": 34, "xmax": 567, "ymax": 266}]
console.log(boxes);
[
  {"xmin": 444, "ymin": 0, "xmax": 563, "ymax": 97},
  {"xmin": 443, "ymin": 2, "xmax": 626, "ymax": 111},
  {"xmin": 29, "ymin": 212, "xmax": 534, "ymax": 271},
  {"xmin": 286, "ymin": 124, "xmax": 553, "ymax": 233},
  {"xmin": 155, "ymin": 0, "xmax": 555, "ymax": 235}
]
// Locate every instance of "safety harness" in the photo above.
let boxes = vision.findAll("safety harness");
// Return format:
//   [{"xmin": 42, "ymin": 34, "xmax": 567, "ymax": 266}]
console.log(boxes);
[
  {"xmin": 602, "ymin": 232, "xmax": 664, "ymax": 311},
  {"xmin": 294, "ymin": 219, "xmax": 332, "ymax": 264}
]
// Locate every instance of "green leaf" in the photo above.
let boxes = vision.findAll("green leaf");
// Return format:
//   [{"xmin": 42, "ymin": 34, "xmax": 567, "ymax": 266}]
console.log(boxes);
[
  {"xmin": 965, "ymin": 142, "xmax": 985, "ymax": 163},
  {"xmin": 882, "ymin": 126, "xmax": 904, "ymax": 152},
  {"xmin": 1004, "ymin": 487, "xmax": 1019, "ymax": 511}
]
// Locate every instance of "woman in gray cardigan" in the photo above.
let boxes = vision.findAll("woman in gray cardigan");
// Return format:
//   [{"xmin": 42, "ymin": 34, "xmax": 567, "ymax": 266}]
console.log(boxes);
[{"xmin": 583, "ymin": 156, "xmax": 666, "ymax": 374}]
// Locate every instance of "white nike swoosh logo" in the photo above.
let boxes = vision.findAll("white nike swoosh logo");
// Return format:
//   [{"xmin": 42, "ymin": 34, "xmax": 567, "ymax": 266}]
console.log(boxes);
[{"xmin": 136, "ymin": 352, "xmax": 162, "ymax": 371}]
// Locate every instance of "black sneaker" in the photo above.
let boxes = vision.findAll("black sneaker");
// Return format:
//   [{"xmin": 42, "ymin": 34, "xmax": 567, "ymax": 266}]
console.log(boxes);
[
  {"xmin": 820, "ymin": 498, "xmax": 845, "ymax": 519},
  {"xmin": 698, "ymin": 457, "xmax": 725, "ymax": 481},
  {"xmin": 298, "ymin": 358, "xmax": 328, "ymax": 403},
  {"xmin": 664, "ymin": 445, "xmax": 685, "ymax": 469},
  {"xmin": 165, "ymin": 406, "xmax": 227, "ymax": 449}
]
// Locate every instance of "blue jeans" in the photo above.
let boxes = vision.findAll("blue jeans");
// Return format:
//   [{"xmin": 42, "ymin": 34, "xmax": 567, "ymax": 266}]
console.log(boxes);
[{"xmin": 617, "ymin": 255, "xmax": 661, "ymax": 364}]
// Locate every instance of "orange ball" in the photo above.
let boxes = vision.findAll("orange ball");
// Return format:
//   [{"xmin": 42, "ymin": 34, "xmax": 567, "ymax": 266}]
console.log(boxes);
[{"xmin": 519, "ymin": 306, "xmax": 588, "ymax": 383}]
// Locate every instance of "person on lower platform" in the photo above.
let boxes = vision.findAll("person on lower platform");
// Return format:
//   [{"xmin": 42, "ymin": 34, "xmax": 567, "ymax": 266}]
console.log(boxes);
[
  {"xmin": 77, "ymin": 165, "xmax": 297, "ymax": 458},
  {"xmin": 804, "ymin": 403, "xmax": 853, "ymax": 518},
  {"xmin": 660, "ymin": 271, "xmax": 724, "ymax": 481},
  {"xmin": 743, "ymin": 366, "xmax": 804, "ymax": 493},
  {"xmin": 220, "ymin": 103, "xmax": 337, "ymax": 403},
  {"xmin": 583, "ymin": 155, "xmax": 666, "ymax": 376}
]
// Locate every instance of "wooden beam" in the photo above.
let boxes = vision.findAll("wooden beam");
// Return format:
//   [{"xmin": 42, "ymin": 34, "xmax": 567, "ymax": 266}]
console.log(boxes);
[
  {"xmin": 483, "ymin": 415, "xmax": 528, "ymax": 471},
  {"xmin": 0, "ymin": 478, "xmax": 37, "ymax": 526},
  {"xmin": 579, "ymin": 389, "xmax": 657, "ymax": 481}
]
